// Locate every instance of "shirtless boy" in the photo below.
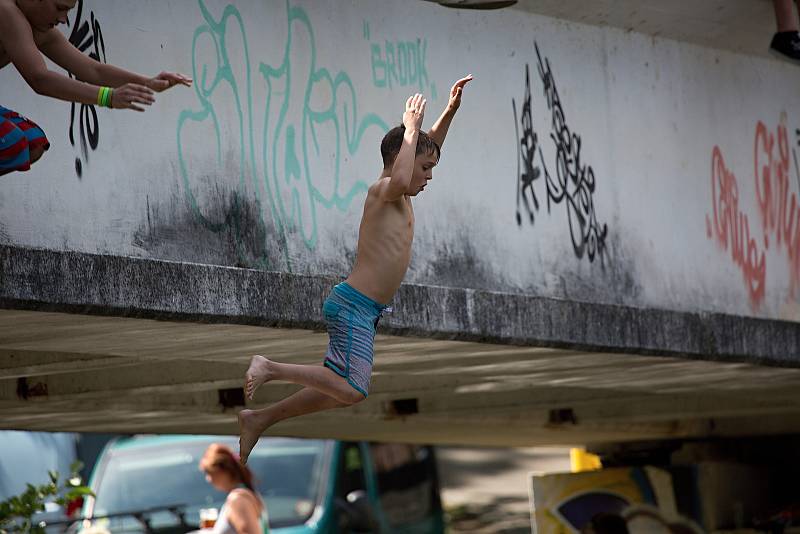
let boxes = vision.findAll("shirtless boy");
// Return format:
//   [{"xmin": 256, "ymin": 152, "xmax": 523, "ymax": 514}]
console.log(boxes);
[
  {"xmin": 238, "ymin": 75, "xmax": 473, "ymax": 463},
  {"xmin": 0, "ymin": 0, "xmax": 191, "ymax": 176}
]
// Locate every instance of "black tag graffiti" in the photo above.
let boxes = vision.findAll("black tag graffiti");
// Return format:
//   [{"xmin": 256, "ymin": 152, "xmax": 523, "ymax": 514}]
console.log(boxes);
[
  {"xmin": 512, "ymin": 42, "xmax": 608, "ymax": 264},
  {"xmin": 512, "ymin": 64, "xmax": 540, "ymax": 226},
  {"xmin": 66, "ymin": 0, "xmax": 106, "ymax": 178}
]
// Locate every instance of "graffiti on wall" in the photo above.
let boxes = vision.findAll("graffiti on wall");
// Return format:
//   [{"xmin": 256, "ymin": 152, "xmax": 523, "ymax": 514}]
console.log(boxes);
[
  {"xmin": 365, "ymin": 21, "xmax": 437, "ymax": 100},
  {"xmin": 512, "ymin": 64, "xmax": 541, "ymax": 226},
  {"xmin": 706, "ymin": 144, "xmax": 765, "ymax": 307},
  {"xmin": 177, "ymin": 1, "xmax": 389, "ymax": 270},
  {"xmin": 512, "ymin": 43, "xmax": 608, "ymax": 264},
  {"xmin": 65, "ymin": 0, "xmax": 107, "ymax": 178},
  {"xmin": 707, "ymin": 114, "xmax": 800, "ymax": 310}
]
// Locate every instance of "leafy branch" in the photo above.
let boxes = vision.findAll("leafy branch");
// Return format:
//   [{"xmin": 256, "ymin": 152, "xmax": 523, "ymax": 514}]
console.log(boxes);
[{"xmin": 0, "ymin": 461, "xmax": 94, "ymax": 534}]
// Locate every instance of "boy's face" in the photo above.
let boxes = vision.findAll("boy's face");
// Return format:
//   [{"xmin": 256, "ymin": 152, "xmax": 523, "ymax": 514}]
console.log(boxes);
[
  {"xmin": 405, "ymin": 152, "xmax": 437, "ymax": 196},
  {"xmin": 25, "ymin": 0, "xmax": 76, "ymax": 31}
]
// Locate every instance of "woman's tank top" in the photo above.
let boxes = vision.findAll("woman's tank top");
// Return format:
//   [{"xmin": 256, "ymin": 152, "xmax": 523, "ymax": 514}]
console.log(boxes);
[{"xmin": 211, "ymin": 488, "xmax": 269, "ymax": 534}]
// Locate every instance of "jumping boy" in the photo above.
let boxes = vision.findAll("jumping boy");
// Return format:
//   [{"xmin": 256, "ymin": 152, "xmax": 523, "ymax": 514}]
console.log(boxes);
[
  {"xmin": 238, "ymin": 75, "xmax": 473, "ymax": 463},
  {"xmin": 0, "ymin": 0, "xmax": 191, "ymax": 176}
]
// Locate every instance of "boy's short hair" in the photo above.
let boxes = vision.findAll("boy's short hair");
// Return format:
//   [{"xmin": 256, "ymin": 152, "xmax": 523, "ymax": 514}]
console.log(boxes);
[{"xmin": 380, "ymin": 125, "xmax": 440, "ymax": 168}]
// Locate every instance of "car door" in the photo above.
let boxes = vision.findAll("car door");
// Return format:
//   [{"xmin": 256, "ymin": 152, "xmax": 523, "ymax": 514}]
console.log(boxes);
[{"xmin": 368, "ymin": 444, "xmax": 444, "ymax": 534}]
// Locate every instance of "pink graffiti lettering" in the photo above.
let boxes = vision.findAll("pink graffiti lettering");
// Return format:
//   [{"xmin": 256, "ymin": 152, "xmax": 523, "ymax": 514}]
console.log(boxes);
[
  {"xmin": 709, "ymin": 145, "xmax": 766, "ymax": 309},
  {"xmin": 754, "ymin": 119, "xmax": 800, "ymax": 295}
]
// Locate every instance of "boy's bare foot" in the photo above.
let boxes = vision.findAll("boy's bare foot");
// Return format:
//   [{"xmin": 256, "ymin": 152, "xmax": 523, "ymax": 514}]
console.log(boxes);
[
  {"xmin": 238, "ymin": 409, "xmax": 267, "ymax": 465},
  {"xmin": 245, "ymin": 354, "xmax": 274, "ymax": 400}
]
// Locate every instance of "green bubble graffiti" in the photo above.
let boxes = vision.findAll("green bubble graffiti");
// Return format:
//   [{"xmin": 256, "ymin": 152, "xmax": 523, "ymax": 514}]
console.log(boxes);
[
  {"xmin": 365, "ymin": 20, "xmax": 437, "ymax": 100},
  {"xmin": 177, "ymin": 0, "xmax": 389, "ymax": 271}
]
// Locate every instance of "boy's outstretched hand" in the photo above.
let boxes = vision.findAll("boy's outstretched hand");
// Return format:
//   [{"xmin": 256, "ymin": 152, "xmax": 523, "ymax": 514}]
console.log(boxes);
[
  {"xmin": 446, "ymin": 74, "xmax": 473, "ymax": 112},
  {"xmin": 404, "ymin": 93, "xmax": 426, "ymax": 131},
  {"xmin": 146, "ymin": 71, "xmax": 193, "ymax": 92}
]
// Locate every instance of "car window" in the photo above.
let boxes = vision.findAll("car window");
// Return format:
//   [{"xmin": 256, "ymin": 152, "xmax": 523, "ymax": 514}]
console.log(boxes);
[
  {"xmin": 89, "ymin": 437, "xmax": 326, "ymax": 532},
  {"xmin": 370, "ymin": 444, "xmax": 439, "ymax": 528},
  {"xmin": 248, "ymin": 442, "xmax": 327, "ymax": 527}
]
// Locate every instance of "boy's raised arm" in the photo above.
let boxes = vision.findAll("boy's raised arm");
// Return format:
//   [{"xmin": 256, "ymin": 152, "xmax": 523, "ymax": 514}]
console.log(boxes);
[
  {"xmin": 427, "ymin": 74, "xmax": 473, "ymax": 151},
  {"xmin": 379, "ymin": 93, "xmax": 426, "ymax": 201}
]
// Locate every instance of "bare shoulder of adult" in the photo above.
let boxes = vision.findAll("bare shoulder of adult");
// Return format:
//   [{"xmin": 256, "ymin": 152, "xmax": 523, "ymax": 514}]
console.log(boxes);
[
  {"xmin": 0, "ymin": 0, "xmax": 15, "ymax": 15},
  {"xmin": 0, "ymin": 0, "xmax": 47, "ymax": 78},
  {"xmin": 0, "ymin": 0, "xmax": 23, "ymax": 38},
  {"xmin": 227, "ymin": 490, "xmax": 261, "ymax": 525},
  {"xmin": 34, "ymin": 25, "xmax": 62, "ymax": 46}
]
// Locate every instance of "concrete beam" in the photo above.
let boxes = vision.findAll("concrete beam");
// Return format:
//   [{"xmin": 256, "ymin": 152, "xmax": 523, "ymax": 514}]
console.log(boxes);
[
  {"xmin": 510, "ymin": 0, "xmax": 773, "ymax": 57},
  {"xmin": 0, "ymin": 350, "xmax": 131, "ymax": 378},
  {"xmin": 4, "ymin": 309, "xmax": 800, "ymax": 447},
  {"xmin": 5, "ymin": 396, "xmax": 800, "ymax": 447},
  {"xmin": 3, "ymin": 245, "xmax": 800, "ymax": 366}
]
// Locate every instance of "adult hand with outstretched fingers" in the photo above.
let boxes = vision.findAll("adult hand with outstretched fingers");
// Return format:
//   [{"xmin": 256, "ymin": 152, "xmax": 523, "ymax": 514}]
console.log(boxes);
[
  {"xmin": 111, "ymin": 83, "xmax": 155, "ymax": 111},
  {"xmin": 145, "ymin": 71, "xmax": 193, "ymax": 92}
]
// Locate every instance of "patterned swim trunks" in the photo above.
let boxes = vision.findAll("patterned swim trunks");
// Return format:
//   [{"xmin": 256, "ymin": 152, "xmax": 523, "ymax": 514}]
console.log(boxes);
[
  {"xmin": 0, "ymin": 105, "xmax": 50, "ymax": 173},
  {"xmin": 322, "ymin": 282, "xmax": 391, "ymax": 398}
]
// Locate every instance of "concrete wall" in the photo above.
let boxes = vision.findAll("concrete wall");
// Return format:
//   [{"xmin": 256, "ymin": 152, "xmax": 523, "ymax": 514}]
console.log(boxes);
[{"xmin": 2, "ymin": 0, "xmax": 800, "ymax": 321}]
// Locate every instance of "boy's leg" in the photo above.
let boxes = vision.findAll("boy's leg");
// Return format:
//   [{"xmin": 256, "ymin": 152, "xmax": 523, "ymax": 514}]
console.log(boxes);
[
  {"xmin": 770, "ymin": 0, "xmax": 800, "ymax": 63},
  {"xmin": 245, "ymin": 355, "xmax": 365, "ymax": 405},
  {"xmin": 776, "ymin": 0, "xmax": 799, "ymax": 31},
  {"xmin": 238, "ymin": 387, "xmax": 347, "ymax": 463}
]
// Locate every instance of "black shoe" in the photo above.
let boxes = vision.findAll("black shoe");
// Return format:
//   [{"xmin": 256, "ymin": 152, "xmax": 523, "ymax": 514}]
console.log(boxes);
[{"xmin": 770, "ymin": 31, "xmax": 800, "ymax": 65}]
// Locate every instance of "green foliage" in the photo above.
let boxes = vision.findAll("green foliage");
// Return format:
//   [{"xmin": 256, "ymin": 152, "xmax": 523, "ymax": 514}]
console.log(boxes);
[{"xmin": 0, "ymin": 461, "xmax": 94, "ymax": 534}]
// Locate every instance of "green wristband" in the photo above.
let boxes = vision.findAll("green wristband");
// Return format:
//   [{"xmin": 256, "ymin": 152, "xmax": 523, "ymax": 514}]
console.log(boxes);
[
  {"xmin": 97, "ymin": 86, "xmax": 106, "ymax": 107},
  {"xmin": 104, "ymin": 88, "xmax": 114, "ymax": 108}
]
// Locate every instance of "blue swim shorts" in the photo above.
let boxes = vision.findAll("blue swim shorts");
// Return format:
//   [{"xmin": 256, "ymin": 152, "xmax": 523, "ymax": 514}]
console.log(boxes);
[{"xmin": 322, "ymin": 282, "xmax": 391, "ymax": 398}]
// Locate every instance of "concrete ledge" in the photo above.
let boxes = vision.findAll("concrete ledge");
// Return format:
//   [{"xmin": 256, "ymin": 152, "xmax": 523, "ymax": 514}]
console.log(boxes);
[{"xmin": 2, "ymin": 245, "xmax": 799, "ymax": 366}]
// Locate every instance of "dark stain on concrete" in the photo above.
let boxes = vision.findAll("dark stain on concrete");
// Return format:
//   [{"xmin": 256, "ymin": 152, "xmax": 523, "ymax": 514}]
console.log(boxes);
[
  {"xmin": 425, "ymin": 234, "xmax": 512, "ymax": 291},
  {"xmin": 308, "ymin": 231, "xmax": 358, "ymax": 280},
  {"xmin": 531, "ymin": 230, "xmax": 642, "ymax": 307},
  {"xmin": 409, "ymin": 215, "xmax": 641, "ymax": 308},
  {"xmin": 409, "ymin": 228, "xmax": 516, "ymax": 294},
  {"xmin": 133, "ymin": 183, "xmax": 287, "ymax": 271}
]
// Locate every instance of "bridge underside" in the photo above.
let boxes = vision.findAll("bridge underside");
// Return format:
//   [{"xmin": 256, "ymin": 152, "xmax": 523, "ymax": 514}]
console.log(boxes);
[
  {"xmin": 3, "ymin": 247, "xmax": 800, "ymax": 446},
  {"xmin": 3, "ymin": 308, "xmax": 800, "ymax": 446},
  {"xmin": 476, "ymin": 0, "xmax": 773, "ymax": 57}
]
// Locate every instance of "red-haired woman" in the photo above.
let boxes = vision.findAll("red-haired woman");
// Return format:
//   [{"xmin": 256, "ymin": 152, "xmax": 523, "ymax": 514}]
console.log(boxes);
[{"xmin": 199, "ymin": 443, "xmax": 268, "ymax": 534}]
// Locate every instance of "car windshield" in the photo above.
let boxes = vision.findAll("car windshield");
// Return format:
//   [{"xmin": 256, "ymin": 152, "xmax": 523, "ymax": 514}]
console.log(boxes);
[{"xmin": 90, "ymin": 436, "xmax": 327, "ymax": 531}]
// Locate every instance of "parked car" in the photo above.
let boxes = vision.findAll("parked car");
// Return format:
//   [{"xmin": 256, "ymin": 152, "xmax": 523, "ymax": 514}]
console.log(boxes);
[{"xmin": 79, "ymin": 435, "xmax": 444, "ymax": 533}]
